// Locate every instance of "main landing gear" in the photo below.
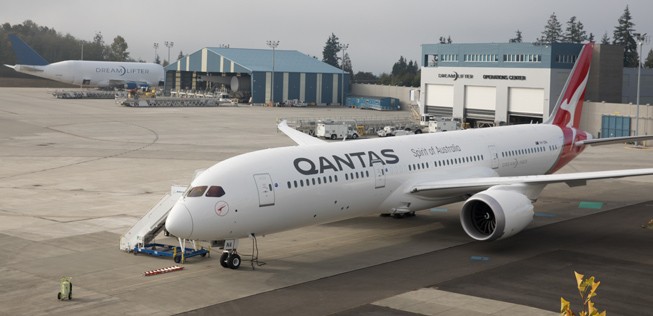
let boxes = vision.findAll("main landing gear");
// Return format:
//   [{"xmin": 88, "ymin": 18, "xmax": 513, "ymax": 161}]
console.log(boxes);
[{"xmin": 219, "ymin": 239, "xmax": 241, "ymax": 270}]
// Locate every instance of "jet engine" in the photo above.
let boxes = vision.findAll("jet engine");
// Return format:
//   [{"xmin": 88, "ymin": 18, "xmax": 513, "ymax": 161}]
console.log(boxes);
[{"xmin": 460, "ymin": 189, "xmax": 534, "ymax": 241}]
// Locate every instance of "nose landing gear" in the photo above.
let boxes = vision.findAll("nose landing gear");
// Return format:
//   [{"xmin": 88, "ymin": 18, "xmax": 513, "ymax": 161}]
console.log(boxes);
[
  {"xmin": 220, "ymin": 251, "xmax": 241, "ymax": 269},
  {"xmin": 219, "ymin": 239, "xmax": 241, "ymax": 269}
]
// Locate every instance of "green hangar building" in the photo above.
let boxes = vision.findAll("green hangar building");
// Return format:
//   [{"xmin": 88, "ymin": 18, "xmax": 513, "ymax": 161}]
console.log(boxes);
[{"xmin": 164, "ymin": 47, "xmax": 349, "ymax": 105}]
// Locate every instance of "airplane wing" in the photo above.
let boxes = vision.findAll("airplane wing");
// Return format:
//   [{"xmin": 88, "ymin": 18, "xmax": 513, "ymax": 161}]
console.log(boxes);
[
  {"xmin": 409, "ymin": 168, "xmax": 653, "ymax": 197},
  {"xmin": 576, "ymin": 135, "xmax": 653, "ymax": 146},
  {"xmin": 278, "ymin": 120, "xmax": 327, "ymax": 146}
]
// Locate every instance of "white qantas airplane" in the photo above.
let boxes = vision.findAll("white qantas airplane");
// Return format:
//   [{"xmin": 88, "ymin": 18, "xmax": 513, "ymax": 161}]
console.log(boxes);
[
  {"xmin": 4, "ymin": 34, "xmax": 164, "ymax": 89},
  {"xmin": 165, "ymin": 43, "xmax": 653, "ymax": 269}
]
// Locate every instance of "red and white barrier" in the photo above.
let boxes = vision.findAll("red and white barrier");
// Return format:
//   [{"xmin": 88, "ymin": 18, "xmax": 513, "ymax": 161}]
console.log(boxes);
[{"xmin": 144, "ymin": 265, "xmax": 184, "ymax": 276}]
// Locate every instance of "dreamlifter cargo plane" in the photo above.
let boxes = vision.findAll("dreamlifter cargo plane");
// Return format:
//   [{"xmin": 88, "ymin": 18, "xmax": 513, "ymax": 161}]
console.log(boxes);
[
  {"xmin": 4, "ymin": 34, "xmax": 164, "ymax": 89},
  {"xmin": 166, "ymin": 43, "xmax": 653, "ymax": 269}
]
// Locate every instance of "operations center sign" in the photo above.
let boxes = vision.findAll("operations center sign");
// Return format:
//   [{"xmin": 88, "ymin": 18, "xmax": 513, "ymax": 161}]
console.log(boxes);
[{"xmin": 482, "ymin": 74, "xmax": 527, "ymax": 80}]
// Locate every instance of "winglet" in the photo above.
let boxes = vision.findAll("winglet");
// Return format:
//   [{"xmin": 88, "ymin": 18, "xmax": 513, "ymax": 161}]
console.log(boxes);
[
  {"xmin": 278, "ymin": 120, "xmax": 327, "ymax": 146},
  {"xmin": 8, "ymin": 34, "xmax": 49, "ymax": 66}
]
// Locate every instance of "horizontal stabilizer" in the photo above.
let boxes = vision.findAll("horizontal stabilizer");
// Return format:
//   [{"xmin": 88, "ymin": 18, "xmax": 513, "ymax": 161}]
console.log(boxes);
[{"xmin": 576, "ymin": 135, "xmax": 653, "ymax": 146}]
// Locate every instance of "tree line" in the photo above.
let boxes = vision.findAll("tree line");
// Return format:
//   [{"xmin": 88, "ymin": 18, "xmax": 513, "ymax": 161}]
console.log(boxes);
[
  {"xmin": 3, "ymin": 6, "xmax": 652, "ymax": 84},
  {"xmin": 0, "ymin": 20, "xmax": 181, "ymax": 78},
  {"xmin": 520, "ymin": 6, "xmax": 650, "ymax": 68},
  {"xmin": 321, "ymin": 33, "xmax": 420, "ymax": 87},
  {"xmin": 323, "ymin": 5, "xmax": 652, "ymax": 88}
]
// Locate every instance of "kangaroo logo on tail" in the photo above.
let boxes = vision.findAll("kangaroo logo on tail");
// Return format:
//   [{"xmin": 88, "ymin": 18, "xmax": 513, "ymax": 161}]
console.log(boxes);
[{"xmin": 546, "ymin": 43, "xmax": 593, "ymax": 129}]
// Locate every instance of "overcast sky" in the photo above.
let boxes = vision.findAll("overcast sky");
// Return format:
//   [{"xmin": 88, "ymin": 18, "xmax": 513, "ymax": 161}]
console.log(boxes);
[{"xmin": 3, "ymin": 0, "xmax": 652, "ymax": 74}]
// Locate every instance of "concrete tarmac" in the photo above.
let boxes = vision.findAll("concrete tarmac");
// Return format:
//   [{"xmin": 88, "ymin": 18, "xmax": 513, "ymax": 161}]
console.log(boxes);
[{"xmin": 0, "ymin": 88, "xmax": 651, "ymax": 315}]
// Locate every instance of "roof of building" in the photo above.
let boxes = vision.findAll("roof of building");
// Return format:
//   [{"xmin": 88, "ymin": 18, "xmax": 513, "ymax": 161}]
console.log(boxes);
[
  {"xmin": 165, "ymin": 47, "xmax": 344, "ymax": 74},
  {"xmin": 421, "ymin": 42, "xmax": 584, "ymax": 69}
]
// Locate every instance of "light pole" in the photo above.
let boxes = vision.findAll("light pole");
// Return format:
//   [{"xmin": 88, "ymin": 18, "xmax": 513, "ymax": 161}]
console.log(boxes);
[
  {"xmin": 164, "ymin": 41, "xmax": 174, "ymax": 65},
  {"xmin": 153, "ymin": 42, "xmax": 159, "ymax": 63},
  {"xmin": 266, "ymin": 40, "xmax": 279, "ymax": 105},
  {"xmin": 338, "ymin": 43, "xmax": 349, "ymax": 106},
  {"xmin": 634, "ymin": 33, "xmax": 648, "ymax": 146}
]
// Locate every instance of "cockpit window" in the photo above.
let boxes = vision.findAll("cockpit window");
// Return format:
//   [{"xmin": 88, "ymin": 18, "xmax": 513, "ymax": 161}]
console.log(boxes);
[
  {"xmin": 206, "ymin": 186, "xmax": 226, "ymax": 197},
  {"xmin": 186, "ymin": 186, "xmax": 208, "ymax": 197}
]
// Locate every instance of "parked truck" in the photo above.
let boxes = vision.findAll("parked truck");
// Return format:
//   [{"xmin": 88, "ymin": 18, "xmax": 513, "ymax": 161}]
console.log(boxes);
[
  {"xmin": 428, "ymin": 117, "xmax": 462, "ymax": 133},
  {"xmin": 377, "ymin": 125, "xmax": 422, "ymax": 137},
  {"xmin": 316, "ymin": 121, "xmax": 359, "ymax": 140}
]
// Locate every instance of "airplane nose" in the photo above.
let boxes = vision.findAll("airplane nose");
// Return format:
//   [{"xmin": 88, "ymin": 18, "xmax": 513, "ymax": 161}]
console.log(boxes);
[{"xmin": 165, "ymin": 202, "xmax": 193, "ymax": 239}]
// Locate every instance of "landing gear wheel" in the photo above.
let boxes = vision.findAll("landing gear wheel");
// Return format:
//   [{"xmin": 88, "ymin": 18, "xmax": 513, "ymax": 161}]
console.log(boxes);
[
  {"xmin": 228, "ymin": 254, "xmax": 241, "ymax": 270},
  {"xmin": 219, "ymin": 252, "xmax": 229, "ymax": 268},
  {"xmin": 57, "ymin": 292, "xmax": 61, "ymax": 300},
  {"xmin": 174, "ymin": 254, "xmax": 182, "ymax": 264}
]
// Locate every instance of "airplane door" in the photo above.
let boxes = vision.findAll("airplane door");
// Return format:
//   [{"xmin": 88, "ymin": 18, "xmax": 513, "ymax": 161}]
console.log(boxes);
[
  {"xmin": 488, "ymin": 145, "xmax": 499, "ymax": 169},
  {"xmin": 372, "ymin": 163, "xmax": 386, "ymax": 189},
  {"xmin": 253, "ymin": 173, "xmax": 275, "ymax": 207}
]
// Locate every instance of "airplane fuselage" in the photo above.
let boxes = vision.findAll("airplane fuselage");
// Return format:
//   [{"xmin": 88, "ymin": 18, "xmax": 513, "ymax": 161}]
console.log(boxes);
[
  {"xmin": 12, "ymin": 60, "xmax": 164, "ymax": 88},
  {"xmin": 168, "ymin": 124, "xmax": 580, "ymax": 241}
]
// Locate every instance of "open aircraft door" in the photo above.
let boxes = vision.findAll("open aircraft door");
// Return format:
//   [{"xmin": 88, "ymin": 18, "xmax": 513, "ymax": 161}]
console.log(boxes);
[{"xmin": 253, "ymin": 173, "xmax": 275, "ymax": 207}]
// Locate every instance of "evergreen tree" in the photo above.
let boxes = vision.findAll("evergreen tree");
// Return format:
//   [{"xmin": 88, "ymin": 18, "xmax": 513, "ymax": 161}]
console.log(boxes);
[
  {"xmin": 600, "ymin": 32, "xmax": 611, "ymax": 44},
  {"xmin": 388, "ymin": 56, "xmax": 420, "ymax": 87},
  {"xmin": 645, "ymin": 49, "xmax": 653, "ymax": 68},
  {"xmin": 177, "ymin": 50, "xmax": 184, "ymax": 61},
  {"xmin": 588, "ymin": 32, "xmax": 595, "ymax": 43},
  {"xmin": 392, "ymin": 56, "xmax": 407, "ymax": 77},
  {"xmin": 342, "ymin": 52, "xmax": 353, "ymax": 77},
  {"xmin": 564, "ymin": 16, "xmax": 587, "ymax": 43},
  {"xmin": 155, "ymin": 54, "xmax": 161, "ymax": 64},
  {"xmin": 322, "ymin": 33, "xmax": 341, "ymax": 68},
  {"xmin": 612, "ymin": 5, "xmax": 639, "ymax": 67},
  {"xmin": 537, "ymin": 12, "xmax": 563, "ymax": 44},
  {"xmin": 509, "ymin": 30, "xmax": 523, "ymax": 43}
]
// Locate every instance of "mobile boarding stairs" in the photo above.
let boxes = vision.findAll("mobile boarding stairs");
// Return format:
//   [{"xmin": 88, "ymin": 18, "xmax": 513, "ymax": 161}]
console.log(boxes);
[{"xmin": 119, "ymin": 185, "xmax": 209, "ymax": 263}]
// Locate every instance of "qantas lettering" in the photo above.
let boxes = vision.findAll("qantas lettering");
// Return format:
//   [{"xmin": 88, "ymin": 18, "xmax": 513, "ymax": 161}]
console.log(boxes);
[{"xmin": 293, "ymin": 149, "xmax": 399, "ymax": 175}]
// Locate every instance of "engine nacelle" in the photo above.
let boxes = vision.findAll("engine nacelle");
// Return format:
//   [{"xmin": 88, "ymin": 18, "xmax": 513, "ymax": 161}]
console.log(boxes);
[{"xmin": 460, "ymin": 189, "xmax": 534, "ymax": 241}]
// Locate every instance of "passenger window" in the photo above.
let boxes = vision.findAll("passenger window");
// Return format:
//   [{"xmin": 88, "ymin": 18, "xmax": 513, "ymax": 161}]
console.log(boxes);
[
  {"xmin": 206, "ymin": 186, "xmax": 226, "ymax": 197},
  {"xmin": 186, "ymin": 186, "xmax": 207, "ymax": 197}
]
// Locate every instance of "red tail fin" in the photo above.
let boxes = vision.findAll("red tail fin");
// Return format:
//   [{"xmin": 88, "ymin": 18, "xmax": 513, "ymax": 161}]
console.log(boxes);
[{"xmin": 545, "ymin": 43, "xmax": 593, "ymax": 129}]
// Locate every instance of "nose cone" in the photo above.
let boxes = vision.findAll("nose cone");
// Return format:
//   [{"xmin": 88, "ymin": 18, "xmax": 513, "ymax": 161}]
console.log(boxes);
[{"xmin": 165, "ymin": 202, "xmax": 193, "ymax": 239}]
